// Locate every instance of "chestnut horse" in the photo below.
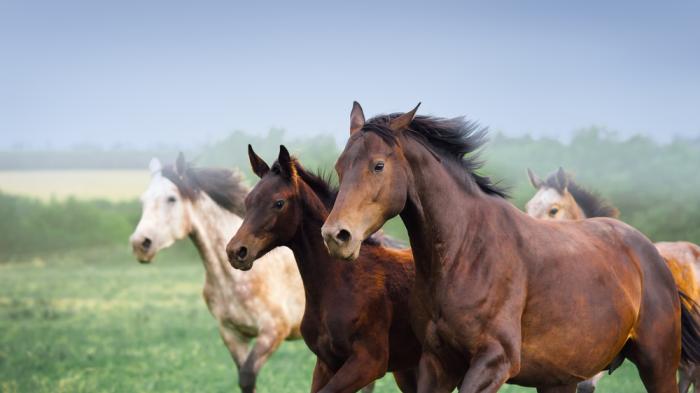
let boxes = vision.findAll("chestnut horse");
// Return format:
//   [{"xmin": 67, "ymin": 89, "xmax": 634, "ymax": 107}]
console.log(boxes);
[
  {"xmin": 526, "ymin": 167, "xmax": 700, "ymax": 393},
  {"xmin": 130, "ymin": 153, "xmax": 305, "ymax": 393},
  {"xmin": 226, "ymin": 145, "xmax": 421, "ymax": 393},
  {"xmin": 322, "ymin": 102, "xmax": 700, "ymax": 393}
]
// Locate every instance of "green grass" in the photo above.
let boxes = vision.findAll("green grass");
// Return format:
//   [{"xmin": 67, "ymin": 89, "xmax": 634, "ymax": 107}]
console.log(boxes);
[{"xmin": 0, "ymin": 246, "xmax": 646, "ymax": 393}]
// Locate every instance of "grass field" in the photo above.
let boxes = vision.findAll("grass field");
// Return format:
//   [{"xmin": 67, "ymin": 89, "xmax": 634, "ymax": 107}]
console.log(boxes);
[
  {"xmin": 0, "ymin": 246, "xmax": 649, "ymax": 393},
  {"xmin": 0, "ymin": 170, "xmax": 150, "ymax": 201}
]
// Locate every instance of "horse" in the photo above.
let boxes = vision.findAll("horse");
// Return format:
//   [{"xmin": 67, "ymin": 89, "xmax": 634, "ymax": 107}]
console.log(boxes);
[
  {"xmin": 225, "ymin": 145, "xmax": 421, "ymax": 393},
  {"xmin": 129, "ymin": 153, "xmax": 305, "ymax": 393},
  {"xmin": 322, "ymin": 102, "xmax": 700, "ymax": 393},
  {"xmin": 526, "ymin": 167, "xmax": 700, "ymax": 393}
]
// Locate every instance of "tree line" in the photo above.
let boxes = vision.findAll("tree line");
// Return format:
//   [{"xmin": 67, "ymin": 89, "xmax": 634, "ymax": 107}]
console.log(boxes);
[{"xmin": 1, "ymin": 127, "xmax": 698, "ymax": 259}]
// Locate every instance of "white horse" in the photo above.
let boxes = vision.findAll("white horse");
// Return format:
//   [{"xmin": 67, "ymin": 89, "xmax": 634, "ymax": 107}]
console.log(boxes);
[{"xmin": 129, "ymin": 153, "xmax": 305, "ymax": 393}]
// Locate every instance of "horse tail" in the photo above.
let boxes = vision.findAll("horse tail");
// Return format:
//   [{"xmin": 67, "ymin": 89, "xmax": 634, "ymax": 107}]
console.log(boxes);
[{"xmin": 679, "ymin": 291, "xmax": 700, "ymax": 366}]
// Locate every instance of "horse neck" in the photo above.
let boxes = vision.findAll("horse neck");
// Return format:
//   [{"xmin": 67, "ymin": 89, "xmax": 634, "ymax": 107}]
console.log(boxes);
[
  {"xmin": 398, "ymin": 137, "xmax": 503, "ymax": 276},
  {"xmin": 285, "ymin": 183, "xmax": 334, "ymax": 300},
  {"xmin": 187, "ymin": 193, "xmax": 245, "ymax": 287}
]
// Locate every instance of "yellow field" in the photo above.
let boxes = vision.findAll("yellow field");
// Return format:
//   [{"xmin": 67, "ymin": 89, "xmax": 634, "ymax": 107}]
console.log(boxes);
[{"xmin": 0, "ymin": 170, "xmax": 151, "ymax": 201}]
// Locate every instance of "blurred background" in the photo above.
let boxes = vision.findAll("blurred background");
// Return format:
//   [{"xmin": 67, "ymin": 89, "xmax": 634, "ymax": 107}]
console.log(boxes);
[{"xmin": 1, "ymin": 1, "xmax": 699, "ymax": 392}]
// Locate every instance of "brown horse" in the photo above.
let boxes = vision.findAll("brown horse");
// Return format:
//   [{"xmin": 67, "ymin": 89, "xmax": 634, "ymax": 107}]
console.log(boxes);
[
  {"xmin": 526, "ymin": 167, "xmax": 700, "ymax": 393},
  {"xmin": 225, "ymin": 145, "xmax": 421, "ymax": 393},
  {"xmin": 322, "ymin": 102, "xmax": 700, "ymax": 393}
]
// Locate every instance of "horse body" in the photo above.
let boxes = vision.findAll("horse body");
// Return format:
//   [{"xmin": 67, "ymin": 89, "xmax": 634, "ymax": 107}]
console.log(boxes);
[
  {"xmin": 399, "ymin": 147, "xmax": 671, "ymax": 390},
  {"xmin": 226, "ymin": 146, "xmax": 421, "ymax": 393},
  {"xmin": 293, "ymin": 235, "xmax": 420, "ymax": 391},
  {"xmin": 130, "ymin": 155, "xmax": 304, "ymax": 393},
  {"xmin": 526, "ymin": 168, "xmax": 700, "ymax": 392},
  {"xmin": 323, "ymin": 103, "xmax": 699, "ymax": 393}
]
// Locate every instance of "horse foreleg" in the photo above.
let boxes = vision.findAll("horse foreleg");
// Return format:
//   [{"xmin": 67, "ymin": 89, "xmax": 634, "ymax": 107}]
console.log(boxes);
[
  {"xmin": 360, "ymin": 382, "xmax": 375, "ymax": 393},
  {"xmin": 218, "ymin": 325, "xmax": 251, "ymax": 369},
  {"xmin": 679, "ymin": 366, "xmax": 692, "ymax": 393},
  {"xmin": 576, "ymin": 371, "xmax": 605, "ymax": 393},
  {"xmin": 316, "ymin": 344, "xmax": 387, "ymax": 393},
  {"xmin": 457, "ymin": 341, "xmax": 518, "ymax": 393},
  {"xmin": 392, "ymin": 368, "xmax": 417, "ymax": 393},
  {"xmin": 239, "ymin": 326, "xmax": 286, "ymax": 393},
  {"xmin": 416, "ymin": 351, "xmax": 461, "ymax": 393},
  {"xmin": 311, "ymin": 358, "xmax": 334, "ymax": 393}
]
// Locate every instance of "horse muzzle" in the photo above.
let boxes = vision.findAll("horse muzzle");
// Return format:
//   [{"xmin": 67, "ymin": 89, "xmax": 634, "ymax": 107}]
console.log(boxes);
[{"xmin": 321, "ymin": 223, "xmax": 361, "ymax": 261}]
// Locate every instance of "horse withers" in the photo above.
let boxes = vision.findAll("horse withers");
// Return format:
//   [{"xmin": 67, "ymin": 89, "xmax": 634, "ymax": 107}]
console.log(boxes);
[
  {"xmin": 226, "ymin": 145, "xmax": 421, "ymax": 393},
  {"xmin": 129, "ymin": 153, "xmax": 305, "ymax": 393},
  {"xmin": 323, "ymin": 102, "xmax": 700, "ymax": 393}
]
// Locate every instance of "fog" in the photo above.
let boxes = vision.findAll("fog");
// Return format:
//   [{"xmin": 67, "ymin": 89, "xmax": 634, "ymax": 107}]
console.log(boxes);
[{"xmin": 1, "ymin": 0, "xmax": 699, "ymax": 149}]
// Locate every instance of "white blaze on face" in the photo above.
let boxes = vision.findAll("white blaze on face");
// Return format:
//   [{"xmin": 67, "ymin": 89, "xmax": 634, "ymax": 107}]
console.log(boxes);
[
  {"xmin": 129, "ymin": 158, "xmax": 191, "ymax": 262},
  {"xmin": 525, "ymin": 187, "xmax": 566, "ymax": 220}
]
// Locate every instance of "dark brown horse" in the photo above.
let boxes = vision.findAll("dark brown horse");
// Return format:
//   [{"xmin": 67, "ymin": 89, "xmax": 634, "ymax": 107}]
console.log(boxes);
[
  {"xmin": 225, "ymin": 145, "xmax": 421, "ymax": 393},
  {"xmin": 322, "ymin": 102, "xmax": 700, "ymax": 393}
]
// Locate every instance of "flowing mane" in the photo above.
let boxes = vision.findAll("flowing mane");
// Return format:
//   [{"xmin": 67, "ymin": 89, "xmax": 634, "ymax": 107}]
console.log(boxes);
[
  {"xmin": 362, "ymin": 114, "xmax": 508, "ymax": 198},
  {"xmin": 544, "ymin": 171, "xmax": 619, "ymax": 218},
  {"xmin": 162, "ymin": 163, "xmax": 249, "ymax": 216}
]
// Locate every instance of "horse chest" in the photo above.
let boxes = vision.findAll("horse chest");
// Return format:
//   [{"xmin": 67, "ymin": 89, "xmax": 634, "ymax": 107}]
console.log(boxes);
[{"xmin": 300, "ymin": 311, "xmax": 354, "ymax": 369}]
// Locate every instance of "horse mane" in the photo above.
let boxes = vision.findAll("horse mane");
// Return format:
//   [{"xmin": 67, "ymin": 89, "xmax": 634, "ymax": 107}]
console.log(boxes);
[
  {"xmin": 544, "ymin": 171, "xmax": 619, "ymax": 218},
  {"xmin": 280, "ymin": 159, "xmax": 339, "ymax": 207},
  {"xmin": 362, "ymin": 114, "xmax": 508, "ymax": 198},
  {"xmin": 162, "ymin": 163, "xmax": 249, "ymax": 217}
]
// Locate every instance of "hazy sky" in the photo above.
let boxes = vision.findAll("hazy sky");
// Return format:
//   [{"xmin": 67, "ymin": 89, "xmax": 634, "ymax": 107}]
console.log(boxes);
[{"xmin": 1, "ymin": 0, "xmax": 699, "ymax": 149}]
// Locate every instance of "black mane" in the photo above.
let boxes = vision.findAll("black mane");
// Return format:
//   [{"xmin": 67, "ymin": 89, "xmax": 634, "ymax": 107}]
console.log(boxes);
[
  {"xmin": 544, "ymin": 171, "xmax": 619, "ymax": 218},
  {"xmin": 162, "ymin": 163, "xmax": 249, "ymax": 216},
  {"xmin": 362, "ymin": 113, "xmax": 508, "ymax": 198}
]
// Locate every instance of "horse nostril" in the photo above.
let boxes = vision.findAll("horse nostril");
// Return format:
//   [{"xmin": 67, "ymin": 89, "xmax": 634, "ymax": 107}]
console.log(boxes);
[
  {"xmin": 336, "ymin": 229, "xmax": 351, "ymax": 244},
  {"xmin": 141, "ymin": 238, "xmax": 152, "ymax": 250},
  {"xmin": 236, "ymin": 247, "xmax": 248, "ymax": 261}
]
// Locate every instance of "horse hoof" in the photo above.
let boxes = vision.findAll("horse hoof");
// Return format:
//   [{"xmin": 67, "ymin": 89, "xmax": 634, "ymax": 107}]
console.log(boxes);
[{"xmin": 239, "ymin": 370, "xmax": 256, "ymax": 393}]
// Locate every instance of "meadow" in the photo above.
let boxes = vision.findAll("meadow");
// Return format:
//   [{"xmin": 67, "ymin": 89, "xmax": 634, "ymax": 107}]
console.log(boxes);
[
  {"xmin": 1, "ymin": 128, "xmax": 698, "ymax": 392},
  {"xmin": 0, "ymin": 246, "xmax": 646, "ymax": 393}
]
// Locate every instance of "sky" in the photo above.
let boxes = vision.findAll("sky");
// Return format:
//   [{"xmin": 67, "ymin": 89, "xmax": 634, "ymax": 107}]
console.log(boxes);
[{"xmin": 1, "ymin": 0, "xmax": 699, "ymax": 149}]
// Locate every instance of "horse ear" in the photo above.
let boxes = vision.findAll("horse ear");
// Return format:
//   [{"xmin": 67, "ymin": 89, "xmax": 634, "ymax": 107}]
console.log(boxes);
[
  {"xmin": 277, "ymin": 145, "xmax": 295, "ymax": 180},
  {"xmin": 527, "ymin": 168, "xmax": 543, "ymax": 189},
  {"xmin": 149, "ymin": 158, "xmax": 162, "ymax": 175},
  {"xmin": 175, "ymin": 152, "xmax": 186, "ymax": 175},
  {"xmin": 248, "ymin": 144, "xmax": 270, "ymax": 178},
  {"xmin": 389, "ymin": 102, "xmax": 421, "ymax": 132},
  {"xmin": 556, "ymin": 167, "xmax": 569, "ymax": 191},
  {"xmin": 350, "ymin": 101, "xmax": 365, "ymax": 135}
]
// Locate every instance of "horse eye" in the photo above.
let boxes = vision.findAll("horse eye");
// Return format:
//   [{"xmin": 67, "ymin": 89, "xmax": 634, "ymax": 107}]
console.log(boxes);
[
  {"xmin": 167, "ymin": 196, "xmax": 177, "ymax": 203},
  {"xmin": 273, "ymin": 200, "xmax": 285, "ymax": 209},
  {"xmin": 374, "ymin": 161, "xmax": 385, "ymax": 172},
  {"xmin": 549, "ymin": 207, "xmax": 559, "ymax": 216}
]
